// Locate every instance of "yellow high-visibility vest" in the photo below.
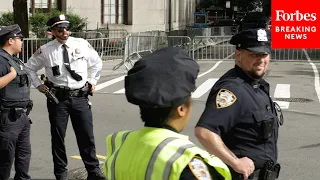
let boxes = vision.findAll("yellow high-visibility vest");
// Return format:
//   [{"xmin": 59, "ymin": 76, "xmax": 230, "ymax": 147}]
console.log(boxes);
[{"xmin": 103, "ymin": 127, "xmax": 231, "ymax": 180}]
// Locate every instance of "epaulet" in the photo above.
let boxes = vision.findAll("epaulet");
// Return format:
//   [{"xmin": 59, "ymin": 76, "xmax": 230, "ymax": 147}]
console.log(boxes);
[
  {"xmin": 43, "ymin": 40, "xmax": 55, "ymax": 48},
  {"xmin": 71, "ymin": 36, "xmax": 87, "ymax": 43},
  {"xmin": 217, "ymin": 77, "xmax": 244, "ymax": 87}
]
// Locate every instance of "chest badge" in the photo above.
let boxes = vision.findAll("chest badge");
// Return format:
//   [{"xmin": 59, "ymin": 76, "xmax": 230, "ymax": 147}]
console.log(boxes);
[
  {"xmin": 216, "ymin": 88, "xmax": 237, "ymax": 109},
  {"xmin": 75, "ymin": 48, "xmax": 80, "ymax": 54}
]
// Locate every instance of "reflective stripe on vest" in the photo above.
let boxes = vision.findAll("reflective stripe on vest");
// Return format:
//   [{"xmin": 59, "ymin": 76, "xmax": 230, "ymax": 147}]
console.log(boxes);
[
  {"xmin": 103, "ymin": 128, "xmax": 231, "ymax": 180},
  {"xmin": 145, "ymin": 137, "xmax": 195, "ymax": 180},
  {"xmin": 104, "ymin": 130, "xmax": 131, "ymax": 180}
]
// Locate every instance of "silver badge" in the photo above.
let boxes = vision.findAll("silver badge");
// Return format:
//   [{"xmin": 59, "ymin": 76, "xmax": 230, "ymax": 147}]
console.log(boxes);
[
  {"xmin": 257, "ymin": 29, "xmax": 268, "ymax": 42},
  {"xmin": 59, "ymin": 15, "xmax": 66, "ymax": 20}
]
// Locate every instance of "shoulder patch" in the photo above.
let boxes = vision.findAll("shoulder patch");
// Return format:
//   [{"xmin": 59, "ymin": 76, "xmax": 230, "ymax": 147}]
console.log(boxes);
[
  {"xmin": 216, "ymin": 88, "xmax": 237, "ymax": 109},
  {"xmin": 188, "ymin": 157, "xmax": 212, "ymax": 180}
]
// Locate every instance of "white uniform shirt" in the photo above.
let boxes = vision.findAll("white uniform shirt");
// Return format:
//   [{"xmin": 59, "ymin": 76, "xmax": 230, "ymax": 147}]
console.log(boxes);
[{"xmin": 25, "ymin": 37, "xmax": 102, "ymax": 89}]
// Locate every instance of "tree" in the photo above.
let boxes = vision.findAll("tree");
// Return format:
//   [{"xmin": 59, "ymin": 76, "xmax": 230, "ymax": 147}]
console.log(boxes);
[{"xmin": 13, "ymin": 0, "xmax": 29, "ymax": 38}]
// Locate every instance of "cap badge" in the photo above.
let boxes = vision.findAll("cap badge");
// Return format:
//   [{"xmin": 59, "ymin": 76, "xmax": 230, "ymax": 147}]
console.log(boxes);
[
  {"xmin": 59, "ymin": 15, "xmax": 66, "ymax": 21},
  {"xmin": 257, "ymin": 29, "xmax": 268, "ymax": 42}
]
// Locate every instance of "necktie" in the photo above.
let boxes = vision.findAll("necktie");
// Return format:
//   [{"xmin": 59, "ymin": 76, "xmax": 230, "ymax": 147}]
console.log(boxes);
[{"xmin": 62, "ymin": 44, "xmax": 82, "ymax": 81}]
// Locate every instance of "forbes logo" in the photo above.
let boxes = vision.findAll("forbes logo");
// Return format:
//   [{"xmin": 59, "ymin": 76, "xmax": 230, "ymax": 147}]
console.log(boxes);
[{"xmin": 275, "ymin": 10, "xmax": 317, "ymax": 21}]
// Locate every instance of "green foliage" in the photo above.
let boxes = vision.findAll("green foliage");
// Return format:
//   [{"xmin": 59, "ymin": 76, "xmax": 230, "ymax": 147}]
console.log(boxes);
[
  {"xmin": 29, "ymin": 8, "xmax": 88, "ymax": 38},
  {"xmin": 0, "ymin": 12, "xmax": 14, "ymax": 26}
]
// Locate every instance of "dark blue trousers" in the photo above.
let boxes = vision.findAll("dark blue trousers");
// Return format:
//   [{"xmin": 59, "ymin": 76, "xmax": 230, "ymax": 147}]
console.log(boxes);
[
  {"xmin": 0, "ymin": 111, "xmax": 31, "ymax": 180},
  {"xmin": 46, "ymin": 96, "xmax": 100, "ymax": 179}
]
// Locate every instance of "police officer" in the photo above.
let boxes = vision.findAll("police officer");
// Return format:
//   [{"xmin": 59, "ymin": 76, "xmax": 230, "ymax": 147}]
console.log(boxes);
[
  {"xmin": 103, "ymin": 47, "xmax": 232, "ymax": 180},
  {"xmin": 0, "ymin": 24, "xmax": 33, "ymax": 180},
  {"xmin": 195, "ymin": 28, "xmax": 282, "ymax": 180},
  {"xmin": 25, "ymin": 14, "xmax": 105, "ymax": 180}
]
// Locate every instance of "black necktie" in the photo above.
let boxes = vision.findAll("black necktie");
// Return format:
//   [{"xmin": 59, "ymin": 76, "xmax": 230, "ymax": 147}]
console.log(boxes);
[{"xmin": 62, "ymin": 44, "xmax": 82, "ymax": 81}]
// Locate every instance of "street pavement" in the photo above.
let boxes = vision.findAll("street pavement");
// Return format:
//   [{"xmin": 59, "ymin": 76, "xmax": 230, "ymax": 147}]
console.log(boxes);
[{"xmin": 9, "ymin": 58, "xmax": 320, "ymax": 180}]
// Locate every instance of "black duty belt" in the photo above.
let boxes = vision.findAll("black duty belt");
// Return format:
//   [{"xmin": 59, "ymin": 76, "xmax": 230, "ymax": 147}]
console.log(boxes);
[
  {"xmin": 0, "ymin": 107, "xmax": 27, "ymax": 113},
  {"xmin": 52, "ymin": 86, "xmax": 87, "ymax": 98}
]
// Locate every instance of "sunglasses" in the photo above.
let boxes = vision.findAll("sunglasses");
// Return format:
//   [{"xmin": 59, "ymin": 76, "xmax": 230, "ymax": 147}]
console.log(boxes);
[{"xmin": 53, "ymin": 26, "xmax": 70, "ymax": 32}]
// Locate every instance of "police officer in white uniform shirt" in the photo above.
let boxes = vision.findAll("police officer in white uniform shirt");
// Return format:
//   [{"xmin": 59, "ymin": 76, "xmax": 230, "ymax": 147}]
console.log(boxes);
[{"xmin": 25, "ymin": 14, "xmax": 105, "ymax": 180}]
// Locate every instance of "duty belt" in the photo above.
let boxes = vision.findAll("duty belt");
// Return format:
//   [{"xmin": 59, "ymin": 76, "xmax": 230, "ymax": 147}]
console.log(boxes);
[{"xmin": 52, "ymin": 85, "xmax": 87, "ymax": 98}]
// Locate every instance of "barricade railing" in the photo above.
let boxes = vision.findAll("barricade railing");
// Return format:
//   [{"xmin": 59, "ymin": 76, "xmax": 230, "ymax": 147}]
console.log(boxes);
[
  {"xmin": 112, "ymin": 35, "xmax": 193, "ymax": 71},
  {"xmin": 192, "ymin": 36, "xmax": 233, "ymax": 60},
  {"xmin": 88, "ymin": 37, "xmax": 126, "ymax": 61},
  {"xmin": 18, "ymin": 38, "xmax": 51, "ymax": 62},
  {"xmin": 70, "ymin": 31, "xmax": 104, "ymax": 39},
  {"xmin": 94, "ymin": 29, "xmax": 129, "ymax": 38}
]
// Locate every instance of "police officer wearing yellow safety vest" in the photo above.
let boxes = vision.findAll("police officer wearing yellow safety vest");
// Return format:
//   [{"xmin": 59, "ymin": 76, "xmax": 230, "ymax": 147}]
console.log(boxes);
[{"xmin": 103, "ymin": 47, "xmax": 231, "ymax": 180}]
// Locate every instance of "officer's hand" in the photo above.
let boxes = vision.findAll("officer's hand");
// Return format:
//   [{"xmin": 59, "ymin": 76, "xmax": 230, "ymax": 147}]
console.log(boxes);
[
  {"xmin": 37, "ymin": 84, "xmax": 49, "ymax": 94},
  {"xmin": 233, "ymin": 157, "xmax": 255, "ymax": 180},
  {"xmin": 90, "ymin": 85, "xmax": 95, "ymax": 93},
  {"xmin": 10, "ymin": 67, "xmax": 17, "ymax": 78}
]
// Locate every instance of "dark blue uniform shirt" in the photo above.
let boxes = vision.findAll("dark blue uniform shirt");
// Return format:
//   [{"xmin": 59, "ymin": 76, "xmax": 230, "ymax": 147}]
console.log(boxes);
[
  {"xmin": 197, "ymin": 65, "xmax": 279, "ymax": 169},
  {"xmin": 0, "ymin": 49, "xmax": 10, "ymax": 77}
]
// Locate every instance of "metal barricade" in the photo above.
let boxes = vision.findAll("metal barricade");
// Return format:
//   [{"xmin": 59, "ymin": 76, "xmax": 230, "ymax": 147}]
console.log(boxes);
[
  {"xmin": 167, "ymin": 36, "xmax": 193, "ymax": 57},
  {"xmin": 113, "ymin": 35, "xmax": 193, "ymax": 71},
  {"xmin": 303, "ymin": 49, "xmax": 320, "ymax": 60},
  {"xmin": 18, "ymin": 38, "xmax": 51, "ymax": 62},
  {"xmin": 270, "ymin": 49, "xmax": 306, "ymax": 61},
  {"xmin": 97, "ymin": 29, "xmax": 129, "ymax": 38},
  {"xmin": 192, "ymin": 36, "xmax": 233, "ymax": 60},
  {"xmin": 70, "ymin": 31, "xmax": 103, "ymax": 39},
  {"xmin": 89, "ymin": 37, "xmax": 126, "ymax": 61},
  {"xmin": 85, "ymin": 38, "xmax": 104, "ymax": 58}
]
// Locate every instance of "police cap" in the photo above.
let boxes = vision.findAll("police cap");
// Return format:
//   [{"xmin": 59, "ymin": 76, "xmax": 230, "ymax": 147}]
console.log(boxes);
[
  {"xmin": 0, "ymin": 24, "xmax": 24, "ymax": 42},
  {"xmin": 47, "ymin": 14, "xmax": 70, "ymax": 28},
  {"xmin": 125, "ymin": 47, "xmax": 199, "ymax": 108},
  {"xmin": 230, "ymin": 28, "xmax": 271, "ymax": 54}
]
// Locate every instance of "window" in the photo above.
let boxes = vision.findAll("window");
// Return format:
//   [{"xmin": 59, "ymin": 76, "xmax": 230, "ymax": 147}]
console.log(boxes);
[
  {"xmin": 34, "ymin": 0, "xmax": 56, "ymax": 8},
  {"xmin": 102, "ymin": 0, "xmax": 124, "ymax": 24}
]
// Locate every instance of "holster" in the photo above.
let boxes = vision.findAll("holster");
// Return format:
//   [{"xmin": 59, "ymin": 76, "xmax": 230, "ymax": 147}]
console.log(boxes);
[
  {"xmin": 259, "ymin": 161, "xmax": 281, "ymax": 180},
  {"xmin": 26, "ymin": 100, "xmax": 33, "ymax": 116}
]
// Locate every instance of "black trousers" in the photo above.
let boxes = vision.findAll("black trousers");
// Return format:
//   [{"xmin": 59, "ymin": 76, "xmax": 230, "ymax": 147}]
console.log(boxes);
[
  {"xmin": 46, "ymin": 96, "xmax": 100, "ymax": 179},
  {"xmin": 0, "ymin": 111, "xmax": 31, "ymax": 180}
]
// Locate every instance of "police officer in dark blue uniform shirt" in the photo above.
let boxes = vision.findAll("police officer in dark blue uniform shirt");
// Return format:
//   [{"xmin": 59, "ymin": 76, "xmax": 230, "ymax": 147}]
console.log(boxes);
[
  {"xmin": 0, "ymin": 24, "xmax": 33, "ymax": 180},
  {"xmin": 195, "ymin": 28, "xmax": 283, "ymax": 180}
]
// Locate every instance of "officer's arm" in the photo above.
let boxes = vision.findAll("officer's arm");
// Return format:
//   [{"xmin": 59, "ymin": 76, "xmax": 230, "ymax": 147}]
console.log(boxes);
[
  {"xmin": 195, "ymin": 127, "xmax": 238, "ymax": 170},
  {"xmin": 0, "ymin": 62, "xmax": 16, "ymax": 88},
  {"xmin": 25, "ymin": 48, "xmax": 45, "ymax": 88},
  {"xmin": 85, "ymin": 40, "xmax": 102, "ymax": 85},
  {"xmin": 195, "ymin": 84, "xmax": 242, "ymax": 170}
]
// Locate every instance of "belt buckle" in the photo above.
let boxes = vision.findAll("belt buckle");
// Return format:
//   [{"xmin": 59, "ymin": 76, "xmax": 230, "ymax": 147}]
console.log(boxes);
[{"xmin": 69, "ymin": 90, "xmax": 78, "ymax": 97}]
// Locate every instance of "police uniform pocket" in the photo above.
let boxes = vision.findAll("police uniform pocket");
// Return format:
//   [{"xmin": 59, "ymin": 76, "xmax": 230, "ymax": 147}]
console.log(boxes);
[
  {"xmin": 0, "ymin": 131, "xmax": 10, "ymax": 150},
  {"xmin": 71, "ymin": 57, "xmax": 87, "ymax": 73},
  {"xmin": 252, "ymin": 111, "xmax": 276, "ymax": 140}
]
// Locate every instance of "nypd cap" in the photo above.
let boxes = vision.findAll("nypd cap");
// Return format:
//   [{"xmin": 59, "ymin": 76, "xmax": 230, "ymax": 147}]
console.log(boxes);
[
  {"xmin": 230, "ymin": 28, "xmax": 271, "ymax": 54},
  {"xmin": 0, "ymin": 24, "xmax": 24, "ymax": 41},
  {"xmin": 47, "ymin": 14, "xmax": 70, "ymax": 28},
  {"xmin": 125, "ymin": 47, "xmax": 199, "ymax": 108}
]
